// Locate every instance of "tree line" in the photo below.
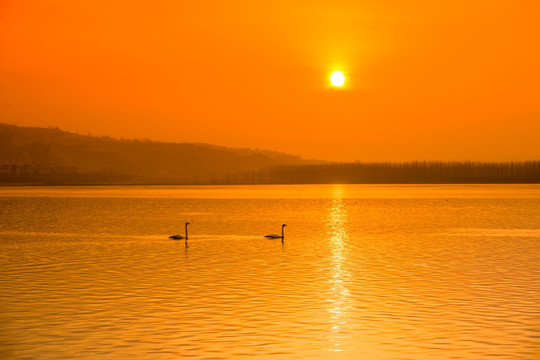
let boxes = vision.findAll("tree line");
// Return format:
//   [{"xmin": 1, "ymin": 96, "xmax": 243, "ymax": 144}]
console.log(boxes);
[
  {"xmin": 2, "ymin": 161, "xmax": 539, "ymax": 185},
  {"xmin": 212, "ymin": 161, "xmax": 540, "ymax": 184}
]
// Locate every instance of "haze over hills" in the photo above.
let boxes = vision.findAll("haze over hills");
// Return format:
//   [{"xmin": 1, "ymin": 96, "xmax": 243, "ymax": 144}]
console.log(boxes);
[
  {"xmin": 0, "ymin": 123, "xmax": 312, "ymax": 184},
  {"xmin": 1, "ymin": 123, "xmax": 539, "ymax": 185}
]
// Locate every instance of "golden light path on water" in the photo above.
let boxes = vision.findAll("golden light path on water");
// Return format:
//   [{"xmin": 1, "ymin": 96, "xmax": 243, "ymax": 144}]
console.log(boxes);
[{"xmin": 326, "ymin": 186, "xmax": 352, "ymax": 353}]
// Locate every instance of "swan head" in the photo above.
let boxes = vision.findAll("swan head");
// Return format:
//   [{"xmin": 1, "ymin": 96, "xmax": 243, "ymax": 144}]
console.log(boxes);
[
  {"xmin": 185, "ymin": 222, "xmax": 190, "ymax": 226},
  {"xmin": 282, "ymin": 224, "xmax": 287, "ymax": 227}
]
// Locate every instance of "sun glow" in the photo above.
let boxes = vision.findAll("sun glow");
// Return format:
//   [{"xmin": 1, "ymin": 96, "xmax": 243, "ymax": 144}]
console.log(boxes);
[{"xmin": 330, "ymin": 71, "xmax": 345, "ymax": 87}]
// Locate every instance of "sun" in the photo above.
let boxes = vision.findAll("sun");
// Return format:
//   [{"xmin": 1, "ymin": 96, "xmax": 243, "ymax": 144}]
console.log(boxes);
[{"xmin": 330, "ymin": 71, "xmax": 345, "ymax": 87}]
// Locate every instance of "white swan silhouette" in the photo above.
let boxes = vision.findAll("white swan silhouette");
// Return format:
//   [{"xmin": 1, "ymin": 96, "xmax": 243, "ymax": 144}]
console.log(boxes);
[
  {"xmin": 170, "ymin": 222, "xmax": 190, "ymax": 242},
  {"xmin": 265, "ymin": 224, "xmax": 287, "ymax": 240}
]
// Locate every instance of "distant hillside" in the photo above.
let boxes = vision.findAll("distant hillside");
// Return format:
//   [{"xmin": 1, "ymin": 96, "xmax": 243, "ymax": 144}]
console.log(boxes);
[
  {"xmin": 0, "ymin": 123, "xmax": 310, "ymax": 184},
  {"xmin": 3, "ymin": 124, "xmax": 536, "ymax": 185}
]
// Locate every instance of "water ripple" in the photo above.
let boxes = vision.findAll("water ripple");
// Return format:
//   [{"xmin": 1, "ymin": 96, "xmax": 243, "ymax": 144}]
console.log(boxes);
[{"xmin": 1, "ymin": 186, "xmax": 539, "ymax": 359}]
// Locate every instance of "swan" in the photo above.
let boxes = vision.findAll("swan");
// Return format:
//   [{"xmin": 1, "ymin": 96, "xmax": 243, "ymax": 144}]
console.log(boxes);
[
  {"xmin": 170, "ymin": 222, "xmax": 190, "ymax": 242},
  {"xmin": 265, "ymin": 224, "xmax": 287, "ymax": 240}
]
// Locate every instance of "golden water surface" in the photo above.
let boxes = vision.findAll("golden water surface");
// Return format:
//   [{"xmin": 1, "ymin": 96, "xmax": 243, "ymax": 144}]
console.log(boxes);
[{"xmin": 0, "ymin": 185, "xmax": 539, "ymax": 359}]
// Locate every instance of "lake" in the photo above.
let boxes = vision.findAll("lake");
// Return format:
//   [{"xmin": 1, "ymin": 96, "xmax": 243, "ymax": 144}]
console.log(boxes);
[{"xmin": 0, "ymin": 185, "xmax": 539, "ymax": 359}]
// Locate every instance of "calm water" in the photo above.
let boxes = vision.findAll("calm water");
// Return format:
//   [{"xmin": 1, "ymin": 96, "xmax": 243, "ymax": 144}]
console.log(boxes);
[{"xmin": 0, "ymin": 185, "xmax": 539, "ymax": 359}]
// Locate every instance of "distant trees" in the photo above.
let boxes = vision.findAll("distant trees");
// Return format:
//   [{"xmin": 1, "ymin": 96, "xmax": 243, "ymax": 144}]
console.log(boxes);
[
  {"xmin": 1, "ymin": 161, "xmax": 539, "ymax": 185},
  {"xmin": 0, "ymin": 164, "xmax": 132, "ymax": 185},
  {"xmin": 2, "ymin": 160, "xmax": 540, "ymax": 185},
  {"xmin": 212, "ymin": 161, "xmax": 540, "ymax": 184}
]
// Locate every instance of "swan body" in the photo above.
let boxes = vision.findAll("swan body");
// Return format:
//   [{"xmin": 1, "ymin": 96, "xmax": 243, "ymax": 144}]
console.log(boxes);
[
  {"xmin": 265, "ymin": 224, "xmax": 287, "ymax": 239},
  {"xmin": 170, "ymin": 222, "xmax": 190, "ymax": 241},
  {"xmin": 169, "ymin": 234, "xmax": 186, "ymax": 240}
]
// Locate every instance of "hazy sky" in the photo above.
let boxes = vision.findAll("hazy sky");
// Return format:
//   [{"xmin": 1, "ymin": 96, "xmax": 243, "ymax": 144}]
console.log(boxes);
[{"xmin": 1, "ymin": 1, "xmax": 539, "ymax": 161}]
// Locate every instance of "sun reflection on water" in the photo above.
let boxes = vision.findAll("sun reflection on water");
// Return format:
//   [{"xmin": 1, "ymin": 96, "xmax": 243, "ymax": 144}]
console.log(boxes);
[{"xmin": 326, "ymin": 186, "xmax": 352, "ymax": 353}]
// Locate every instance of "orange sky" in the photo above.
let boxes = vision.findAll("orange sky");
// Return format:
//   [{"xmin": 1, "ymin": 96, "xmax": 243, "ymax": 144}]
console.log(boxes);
[{"xmin": 1, "ymin": 0, "xmax": 539, "ymax": 161}]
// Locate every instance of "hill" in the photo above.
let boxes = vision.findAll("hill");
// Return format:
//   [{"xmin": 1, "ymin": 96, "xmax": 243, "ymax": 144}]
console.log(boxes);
[
  {"xmin": 0, "ymin": 123, "xmax": 310, "ymax": 184},
  {"xmin": 2, "ymin": 123, "xmax": 538, "ymax": 185}
]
